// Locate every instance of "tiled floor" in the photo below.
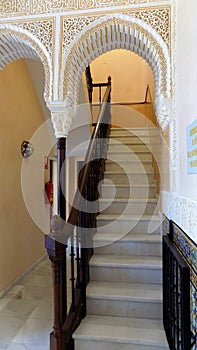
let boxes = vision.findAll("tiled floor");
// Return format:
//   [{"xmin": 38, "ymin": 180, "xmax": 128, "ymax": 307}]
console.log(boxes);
[{"xmin": 0, "ymin": 257, "xmax": 53, "ymax": 350}]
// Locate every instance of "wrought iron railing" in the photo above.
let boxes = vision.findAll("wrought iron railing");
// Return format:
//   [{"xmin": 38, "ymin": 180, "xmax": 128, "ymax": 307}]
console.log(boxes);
[
  {"xmin": 45, "ymin": 75, "xmax": 111, "ymax": 350},
  {"xmin": 163, "ymin": 233, "xmax": 191, "ymax": 349}
]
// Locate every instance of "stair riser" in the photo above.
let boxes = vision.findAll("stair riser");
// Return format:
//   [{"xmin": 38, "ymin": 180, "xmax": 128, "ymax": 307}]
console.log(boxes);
[
  {"xmin": 109, "ymin": 137, "xmax": 150, "ymax": 144},
  {"xmin": 105, "ymin": 162, "xmax": 153, "ymax": 172},
  {"xmin": 110, "ymin": 129, "xmax": 149, "ymax": 137},
  {"xmin": 99, "ymin": 202, "xmax": 157, "ymax": 215},
  {"xmin": 94, "ymin": 242, "xmax": 162, "ymax": 257},
  {"xmin": 104, "ymin": 173, "xmax": 155, "ymax": 185},
  {"xmin": 90, "ymin": 266, "xmax": 162, "ymax": 284},
  {"xmin": 108, "ymin": 144, "xmax": 149, "ymax": 152},
  {"xmin": 97, "ymin": 219, "xmax": 161, "ymax": 234},
  {"xmin": 75, "ymin": 340, "xmax": 168, "ymax": 350},
  {"xmin": 87, "ymin": 298, "xmax": 162, "ymax": 319},
  {"xmin": 109, "ymin": 136, "xmax": 159, "ymax": 144},
  {"xmin": 75, "ymin": 339, "xmax": 169, "ymax": 350},
  {"xmin": 107, "ymin": 153, "xmax": 152, "ymax": 161},
  {"xmin": 100, "ymin": 186, "xmax": 156, "ymax": 199}
]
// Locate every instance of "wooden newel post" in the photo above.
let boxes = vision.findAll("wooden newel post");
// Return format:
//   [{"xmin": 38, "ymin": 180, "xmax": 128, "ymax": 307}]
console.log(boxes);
[
  {"xmin": 45, "ymin": 136, "xmax": 67, "ymax": 350},
  {"xmin": 45, "ymin": 236, "xmax": 66, "ymax": 350}
]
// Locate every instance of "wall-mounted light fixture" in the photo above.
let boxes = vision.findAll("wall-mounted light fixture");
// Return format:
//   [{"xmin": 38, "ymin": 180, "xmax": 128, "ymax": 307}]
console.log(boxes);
[{"xmin": 21, "ymin": 140, "xmax": 34, "ymax": 158}]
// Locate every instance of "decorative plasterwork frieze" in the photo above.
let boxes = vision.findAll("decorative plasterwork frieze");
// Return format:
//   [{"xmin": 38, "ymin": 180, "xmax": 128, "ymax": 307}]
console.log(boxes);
[
  {"xmin": 16, "ymin": 19, "xmax": 54, "ymax": 57},
  {"xmin": 62, "ymin": 7, "xmax": 170, "ymax": 55},
  {"xmin": 63, "ymin": 15, "xmax": 100, "ymax": 52},
  {"xmin": 0, "ymin": 24, "xmax": 52, "ymax": 102},
  {"xmin": 125, "ymin": 7, "xmax": 170, "ymax": 48},
  {"xmin": 0, "ymin": 2, "xmax": 173, "ymax": 135},
  {"xmin": 62, "ymin": 13, "xmax": 171, "ymax": 131},
  {"xmin": 0, "ymin": 0, "xmax": 172, "ymax": 17},
  {"xmin": 162, "ymin": 191, "xmax": 197, "ymax": 243}
]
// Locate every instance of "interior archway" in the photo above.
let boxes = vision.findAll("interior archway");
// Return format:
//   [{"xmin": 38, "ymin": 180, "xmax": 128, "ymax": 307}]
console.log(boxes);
[
  {"xmin": 62, "ymin": 14, "xmax": 171, "ymax": 130},
  {"xmin": 0, "ymin": 24, "xmax": 52, "ymax": 103}
]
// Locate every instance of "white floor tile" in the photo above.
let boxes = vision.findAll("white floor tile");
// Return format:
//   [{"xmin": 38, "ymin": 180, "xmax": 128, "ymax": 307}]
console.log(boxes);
[
  {"xmin": 29, "ymin": 298, "xmax": 53, "ymax": 321},
  {"xmin": 0, "ymin": 257, "xmax": 53, "ymax": 349},
  {"xmin": 0, "ymin": 316, "xmax": 24, "ymax": 348},
  {"xmin": 7, "ymin": 344, "xmax": 49, "ymax": 350},
  {"xmin": 12, "ymin": 318, "xmax": 51, "ymax": 346}
]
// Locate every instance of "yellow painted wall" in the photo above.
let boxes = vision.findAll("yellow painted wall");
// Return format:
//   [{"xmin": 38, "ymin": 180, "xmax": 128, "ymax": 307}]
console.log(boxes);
[
  {"xmin": 90, "ymin": 49, "xmax": 155, "ymax": 128},
  {"xmin": 91, "ymin": 49, "xmax": 154, "ymax": 104},
  {"xmin": 0, "ymin": 59, "xmax": 47, "ymax": 293}
]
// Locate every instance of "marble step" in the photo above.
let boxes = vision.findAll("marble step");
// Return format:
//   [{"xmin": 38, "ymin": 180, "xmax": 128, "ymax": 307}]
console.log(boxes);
[
  {"xmin": 110, "ymin": 127, "xmax": 158, "ymax": 136},
  {"xmin": 109, "ymin": 136, "xmax": 159, "ymax": 146},
  {"xmin": 97, "ymin": 214, "xmax": 161, "ymax": 234},
  {"xmin": 105, "ymin": 160, "xmax": 153, "ymax": 172},
  {"xmin": 89, "ymin": 255, "xmax": 162, "ymax": 284},
  {"xmin": 99, "ymin": 198, "xmax": 158, "ymax": 215},
  {"xmin": 107, "ymin": 151, "xmax": 152, "ymax": 161},
  {"xmin": 99, "ymin": 183, "xmax": 157, "ymax": 199},
  {"xmin": 108, "ymin": 143, "xmax": 150, "ymax": 152},
  {"xmin": 73, "ymin": 315, "xmax": 169, "ymax": 350},
  {"xmin": 109, "ymin": 136, "xmax": 150, "ymax": 144},
  {"xmin": 104, "ymin": 171, "xmax": 155, "ymax": 185},
  {"xmin": 109, "ymin": 136, "xmax": 158, "ymax": 146},
  {"xmin": 93, "ymin": 233, "xmax": 162, "ymax": 257},
  {"xmin": 110, "ymin": 127, "xmax": 149, "ymax": 137},
  {"xmin": 86, "ymin": 281, "xmax": 162, "ymax": 319}
]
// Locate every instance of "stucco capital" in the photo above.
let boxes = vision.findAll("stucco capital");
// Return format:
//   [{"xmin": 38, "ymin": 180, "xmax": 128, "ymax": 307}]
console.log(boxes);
[{"xmin": 48, "ymin": 98, "xmax": 73, "ymax": 138}]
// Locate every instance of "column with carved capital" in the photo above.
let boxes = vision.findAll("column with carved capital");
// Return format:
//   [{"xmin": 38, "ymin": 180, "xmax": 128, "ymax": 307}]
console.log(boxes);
[{"xmin": 45, "ymin": 102, "xmax": 73, "ymax": 350}]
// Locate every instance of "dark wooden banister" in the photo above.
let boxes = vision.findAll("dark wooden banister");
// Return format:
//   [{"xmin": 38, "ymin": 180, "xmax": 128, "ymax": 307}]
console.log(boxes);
[
  {"xmin": 67, "ymin": 79, "xmax": 111, "ymax": 229},
  {"xmin": 45, "ymin": 74, "xmax": 111, "ymax": 350}
]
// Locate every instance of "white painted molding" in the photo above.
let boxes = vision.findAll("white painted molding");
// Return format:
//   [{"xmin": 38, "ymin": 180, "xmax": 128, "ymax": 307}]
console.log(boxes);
[
  {"xmin": 49, "ymin": 99, "xmax": 74, "ymax": 138},
  {"xmin": 162, "ymin": 190, "xmax": 197, "ymax": 242}
]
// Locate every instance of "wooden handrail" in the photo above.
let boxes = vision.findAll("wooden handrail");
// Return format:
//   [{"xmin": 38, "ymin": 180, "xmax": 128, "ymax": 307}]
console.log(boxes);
[
  {"xmin": 46, "ymin": 75, "xmax": 112, "ymax": 350},
  {"xmin": 67, "ymin": 80, "xmax": 111, "ymax": 230}
]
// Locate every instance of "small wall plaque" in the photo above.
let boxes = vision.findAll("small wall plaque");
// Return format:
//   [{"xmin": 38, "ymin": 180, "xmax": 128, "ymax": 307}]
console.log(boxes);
[{"xmin": 187, "ymin": 119, "xmax": 197, "ymax": 174}]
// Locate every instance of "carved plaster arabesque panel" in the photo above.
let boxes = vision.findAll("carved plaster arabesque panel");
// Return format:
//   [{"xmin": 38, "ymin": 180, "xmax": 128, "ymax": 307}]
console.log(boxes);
[
  {"xmin": 63, "ymin": 19, "xmax": 169, "ymax": 97},
  {"xmin": 125, "ymin": 7, "xmax": 170, "ymax": 48},
  {"xmin": 0, "ymin": 0, "xmax": 174, "ymax": 16},
  {"xmin": 62, "ymin": 7, "xmax": 170, "ymax": 56},
  {"xmin": 16, "ymin": 19, "xmax": 54, "ymax": 57},
  {"xmin": 63, "ymin": 15, "xmax": 100, "ymax": 52}
]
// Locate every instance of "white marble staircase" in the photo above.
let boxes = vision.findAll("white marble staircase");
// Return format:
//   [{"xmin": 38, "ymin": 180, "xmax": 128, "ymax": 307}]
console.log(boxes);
[{"xmin": 73, "ymin": 128, "xmax": 169, "ymax": 350}]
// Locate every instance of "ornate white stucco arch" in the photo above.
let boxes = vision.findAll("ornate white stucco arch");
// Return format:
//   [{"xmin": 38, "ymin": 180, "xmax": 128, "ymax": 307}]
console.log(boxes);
[
  {"xmin": 61, "ymin": 13, "xmax": 171, "ymax": 132},
  {"xmin": 0, "ymin": 24, "xmax": 52, "ymax": 103}
]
